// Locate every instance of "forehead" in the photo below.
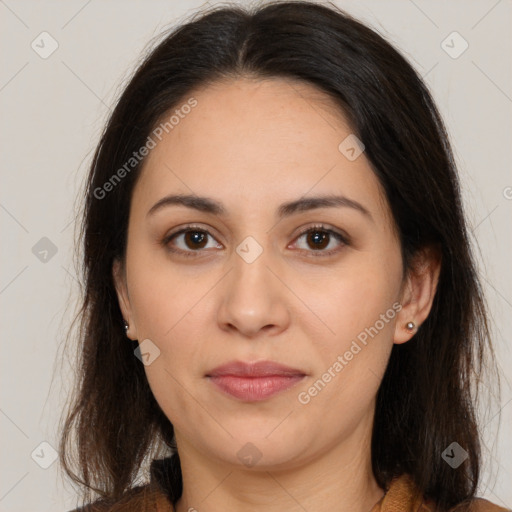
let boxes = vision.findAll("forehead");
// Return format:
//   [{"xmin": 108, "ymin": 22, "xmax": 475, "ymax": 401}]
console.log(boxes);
[{"xmin": 132, "ymin": 77, "xmax": 389, "ymax": 224}]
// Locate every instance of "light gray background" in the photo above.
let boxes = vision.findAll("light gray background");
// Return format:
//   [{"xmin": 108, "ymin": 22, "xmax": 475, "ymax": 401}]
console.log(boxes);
[{"xmin": 1, "ymin": 0, "xmax": 511, "ymax": 510}]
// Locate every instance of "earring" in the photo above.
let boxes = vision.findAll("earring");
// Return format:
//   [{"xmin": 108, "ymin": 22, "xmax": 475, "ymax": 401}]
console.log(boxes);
[
  {"xmin": 406, "ymin": 321, "xmax": 415, "ymax": 331},
  {"xmin": 124, "ymin": 321, "xmax": 129, "ymax": 332}
]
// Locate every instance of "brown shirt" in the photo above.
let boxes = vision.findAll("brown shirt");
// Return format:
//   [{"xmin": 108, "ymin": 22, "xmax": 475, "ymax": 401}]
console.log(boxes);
[{"xmin": 72, "ymin": 457, "xmax": 510, "ymax": 512}]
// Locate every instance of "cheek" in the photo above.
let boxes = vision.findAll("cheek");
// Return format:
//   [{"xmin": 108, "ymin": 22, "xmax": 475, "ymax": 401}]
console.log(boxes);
[
  {"xmin": 303, "ymin": 251, "xmax": 402, "ymax": 402},
  {"xmin": 130, "ymin": 270, "xmax": 209, "ymax": 376},
  {"xmin": 295, "ymin": 275, "xmax": 399, "ymax": 429},
  {"xmin": 136, "ymin": 302, "xmax": 208, "ymax": 429},
  {"xmin": 315, "ymin": 254, "xmax": 401, "ymax": 345},
  {"xmin": 126, "ymin": 242, "xmax": 204, "ymax": 337}
]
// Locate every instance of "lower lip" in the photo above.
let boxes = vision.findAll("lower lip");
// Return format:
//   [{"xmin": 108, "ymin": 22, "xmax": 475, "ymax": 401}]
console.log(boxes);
[{"xmin": 207, "ymin": 375, "xmax": 305, "ymax": 402}]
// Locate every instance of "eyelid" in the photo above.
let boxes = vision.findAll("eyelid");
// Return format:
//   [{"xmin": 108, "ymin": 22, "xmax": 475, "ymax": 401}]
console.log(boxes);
[
  {"xmin": 162, "ymin": 224, "xmax": 221, "ymax": 257},
  {"xmin": 290, "ymin": 224, "xmax": 350, "ymax": 257},
  {"xmin": 162, "ymin": 223, "xmax": 350, "ymax": 257},
  {"xmin": 293, "ymin": 223, "xmax": 350, "ymax": 244}
]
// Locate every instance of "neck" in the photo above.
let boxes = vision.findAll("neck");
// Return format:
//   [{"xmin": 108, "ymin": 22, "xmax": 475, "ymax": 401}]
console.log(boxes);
[{"xmin": 173, "ymin": 419, "xmax": 385, "ymax": 512}]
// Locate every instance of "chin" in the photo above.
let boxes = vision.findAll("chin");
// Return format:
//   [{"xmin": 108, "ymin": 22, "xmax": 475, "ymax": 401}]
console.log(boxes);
[{"xmin": 204, "ymin": 430, "xmax": 308, "ymax": 471}]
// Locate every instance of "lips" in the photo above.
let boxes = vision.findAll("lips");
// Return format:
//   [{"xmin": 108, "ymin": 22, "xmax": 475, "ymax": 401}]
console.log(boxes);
[
  {"xmin": 206, "ymin": 360, "xmax": 306, "ymax": 378},
  {"xmin": 206, "ymin": 360, "xmax": 306, "ymax": 402}
]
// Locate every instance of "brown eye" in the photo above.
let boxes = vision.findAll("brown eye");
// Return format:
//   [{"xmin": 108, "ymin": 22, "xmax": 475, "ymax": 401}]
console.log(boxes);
[
  {"xmin": 182, "ymin": 230, "xmax": 208, "ymax": 250},
  {"xmin": 305, "ymin": 230, "xmax": 330, "ymax": 250},
  {"xmin": 162, "ymin": 224, "xmax": 349, "ymax": 259},
  {"xmin": 293, "ymin": 225, "xmax": 349, "ymax": 257},
  {"xmin": 163, "ymin": 227, "xmax": 222, "ymax": 257}
]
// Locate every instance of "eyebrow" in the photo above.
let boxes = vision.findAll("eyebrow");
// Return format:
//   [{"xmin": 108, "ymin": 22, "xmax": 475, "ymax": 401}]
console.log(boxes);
[{"xmin": 146, "ymin": 193, "xmax": 372, "ymax": 221}]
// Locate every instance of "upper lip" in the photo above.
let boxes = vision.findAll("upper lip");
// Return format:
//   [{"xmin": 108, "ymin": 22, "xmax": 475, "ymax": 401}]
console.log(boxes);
[{"xmin": 206, "ymin": 360, "xmax": 306, "ymax": 378}]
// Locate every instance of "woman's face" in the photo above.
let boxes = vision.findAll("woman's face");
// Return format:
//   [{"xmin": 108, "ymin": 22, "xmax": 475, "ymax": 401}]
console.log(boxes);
[{"xmin": 114, "ymin": 77, "xmax": 419, "ymax": 471}]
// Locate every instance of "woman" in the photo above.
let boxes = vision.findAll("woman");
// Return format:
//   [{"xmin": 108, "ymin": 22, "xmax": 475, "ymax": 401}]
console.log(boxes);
[{"xmin": 60, "ymin": 2, "xmax": 507, "ymax": 511}]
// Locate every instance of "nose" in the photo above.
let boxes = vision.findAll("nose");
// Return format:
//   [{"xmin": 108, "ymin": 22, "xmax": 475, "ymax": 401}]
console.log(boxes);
[{"xmin": 216, "ymin": 243, "xmax": 291, "ymax": 338}]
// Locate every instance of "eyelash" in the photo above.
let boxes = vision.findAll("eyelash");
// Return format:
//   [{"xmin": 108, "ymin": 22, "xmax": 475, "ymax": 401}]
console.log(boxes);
[{"xmin": 161, "ymin": 224, "xmax": 350, "ymax": 259}]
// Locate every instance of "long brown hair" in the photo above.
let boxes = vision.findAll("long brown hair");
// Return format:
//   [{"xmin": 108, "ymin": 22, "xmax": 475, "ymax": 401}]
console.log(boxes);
[{"xmin": 58, "ymin": 2, "xmax": 501, "ymax": 510}]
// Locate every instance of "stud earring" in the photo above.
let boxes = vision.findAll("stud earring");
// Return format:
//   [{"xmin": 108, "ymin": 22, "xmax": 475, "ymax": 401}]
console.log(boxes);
[
  {"xmin": 406, "ymin": 321, "xmax": 415, "ymax": 331},
  {"xmin": 124, "ymin": 321, "xmax": 129, "ymax": 332}
]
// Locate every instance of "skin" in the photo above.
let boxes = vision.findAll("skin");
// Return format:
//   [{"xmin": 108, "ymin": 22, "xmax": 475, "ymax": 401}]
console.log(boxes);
[{"xmin": 113, "ymin": 77, "xmax": 440, "ymax": 512}]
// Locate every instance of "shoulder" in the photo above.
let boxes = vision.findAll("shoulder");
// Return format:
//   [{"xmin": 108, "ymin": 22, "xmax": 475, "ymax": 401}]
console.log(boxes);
[
  {"xmin": 67, "ymin": 482, "xmax": 174, "ymax": 512},
  {"xmin": 67, "ymin": 457, "xmax": 178, "ymax": 512},
  {"xmin": 380, "ymin": 474, "xmax": 510, "ymax": 512},
  {"xmin": 449, "ymin": 497, "xmax": 511, "ymax": 511}
]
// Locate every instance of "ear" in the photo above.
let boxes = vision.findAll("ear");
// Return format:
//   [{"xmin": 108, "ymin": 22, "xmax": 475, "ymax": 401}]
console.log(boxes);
[
  {"xmin": 112, "ymin": 257, "xmax": 138, "ymax": 340},
  {"xmin": 394, "ymin": 245, "xmax": 441, "ymax": 344}
]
